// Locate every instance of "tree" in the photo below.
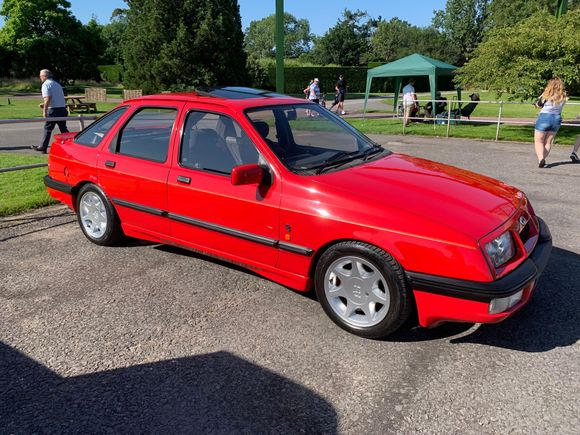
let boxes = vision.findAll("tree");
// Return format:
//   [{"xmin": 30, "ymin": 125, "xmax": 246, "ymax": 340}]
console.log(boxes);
[
  {"xmin": 101, "ymin": 8, "xmax": 128, "ymax": 65},
  {"xmin": 309, "ymin": 9, "xmax": 378, "ymax": 66},
  {"xmin": 432, "ymin": 0, "xmax": 491, "ymax": 65},
  {"xmin": 122, "ymin": 0, "xmax": 248, "ymax": 93},
  {"xmin": 488, "ymin": 0, "xmax": 579, "ymax": 28},
  {"xmin": 0, "ymin": 0, "xmax": 101, "ymax": 80},
  {"xmin": 456, "ymin": 10, "xmax": 580, "ymax": 99},
  {"xmin": 244, "ymin": 13, "xmax": 312, "ymax": 59},
  {"xmin": 370, "ymin": 18, "xmax": 458, "ymax": 64}
]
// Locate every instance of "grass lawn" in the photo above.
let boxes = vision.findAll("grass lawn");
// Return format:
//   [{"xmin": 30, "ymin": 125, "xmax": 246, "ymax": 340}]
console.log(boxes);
[
  {"xmin": 348, "ymin": 118, "xmax": 579, "ymax": 146},
  {"xmin": 0, "ymin": 153, "xmax": 56, "ymax": 217},
  {"xmin": 0, "ymin": 97, "xmax": 118, "ymax": 120}
]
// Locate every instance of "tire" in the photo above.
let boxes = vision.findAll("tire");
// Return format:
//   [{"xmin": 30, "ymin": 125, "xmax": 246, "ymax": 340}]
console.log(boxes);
[
  {"xmin": 76, "ymin": 184, "xmax": 123, "ymax": 246},
  {"xmin": 314, "ymin": 241, "xmax": 412, "ymax": 339}
]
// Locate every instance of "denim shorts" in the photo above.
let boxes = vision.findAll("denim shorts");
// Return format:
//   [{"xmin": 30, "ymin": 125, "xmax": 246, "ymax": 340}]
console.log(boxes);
[{"xmin": 535, "ymin": 113, "xmax": 562, "ymax": 132}]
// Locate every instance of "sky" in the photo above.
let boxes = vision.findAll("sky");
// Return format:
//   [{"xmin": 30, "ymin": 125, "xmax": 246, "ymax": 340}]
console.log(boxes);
[{"xmin": 0, "ymin": 1, "xmax": 448, "ymax": 33}]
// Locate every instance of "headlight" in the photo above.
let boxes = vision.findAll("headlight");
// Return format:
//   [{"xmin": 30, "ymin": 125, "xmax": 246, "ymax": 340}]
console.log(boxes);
[{"xmin": 484, "ymin": 231, "xmax": 515, "ymax": 268}]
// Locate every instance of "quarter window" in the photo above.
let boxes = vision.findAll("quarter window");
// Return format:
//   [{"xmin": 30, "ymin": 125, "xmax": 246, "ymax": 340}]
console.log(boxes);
[
  {"xmin": 115, "ymin": 107, "xmax": 177, "ymax": 162},
  {"xmin": 74, "ymin": 106, "xmax": 128, "ymax": 147},
  {"xmin": 180, "ymin": 111, "xmax": 259, "ymax": 174}
]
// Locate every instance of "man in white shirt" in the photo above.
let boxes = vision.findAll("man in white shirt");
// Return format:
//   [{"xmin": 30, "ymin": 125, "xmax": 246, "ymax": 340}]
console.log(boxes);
[
  {"xmin": 32, "ymin": 69, "xmax": 69, "ymax": 153},
  {"xmin": 402, "ymin": 78, "xmax": 417, "ymax": 126}
]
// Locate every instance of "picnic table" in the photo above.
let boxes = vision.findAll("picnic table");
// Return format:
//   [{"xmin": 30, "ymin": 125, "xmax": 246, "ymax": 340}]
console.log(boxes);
[
  {"xmin": 65, "ymin": 96, "xmax": 97, "ymax": 113},
  {"xmin": 39, "ymin": 96, "xmax": 97, "ymax": 113}
]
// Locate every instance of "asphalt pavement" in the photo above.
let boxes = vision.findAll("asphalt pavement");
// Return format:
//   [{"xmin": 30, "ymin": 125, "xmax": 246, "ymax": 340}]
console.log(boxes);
[{"xmin": 0, "ymin": 133, "xmax": 579, "ymax": 433}]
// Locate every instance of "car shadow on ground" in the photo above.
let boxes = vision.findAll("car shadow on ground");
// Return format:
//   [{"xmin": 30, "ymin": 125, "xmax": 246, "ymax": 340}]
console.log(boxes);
[
  {"xmin": 155, "ymin": 244, "xmax": 578, "ymax": 352},
  {"xmin": 0, "ymin": 343, "xmax": 338, "ymax": 433},
  {"xmin": 447, "ymin": 247, "xmax": 579, "ymax": 352}
]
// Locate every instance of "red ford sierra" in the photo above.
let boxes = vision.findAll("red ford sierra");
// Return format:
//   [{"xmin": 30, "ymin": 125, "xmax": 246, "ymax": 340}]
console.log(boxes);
[{"xmin": 44, "ymin": 87, "xmax": 552, "ymax": 338}]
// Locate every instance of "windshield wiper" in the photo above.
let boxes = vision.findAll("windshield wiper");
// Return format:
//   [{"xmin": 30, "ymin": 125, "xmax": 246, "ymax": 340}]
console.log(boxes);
[
  {"xmin": 362, "ymin": 145, "xmax": 384, "ymax": 160},
  {"xmin": 315, "ymin": 151, "xmax": 364, "ymax": 174}
]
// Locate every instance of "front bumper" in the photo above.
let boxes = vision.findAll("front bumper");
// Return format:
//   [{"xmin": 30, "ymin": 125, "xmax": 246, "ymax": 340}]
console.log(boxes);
[{"xmin": 408, "ymin": 217, "xmax": 552, "ymax": 327}]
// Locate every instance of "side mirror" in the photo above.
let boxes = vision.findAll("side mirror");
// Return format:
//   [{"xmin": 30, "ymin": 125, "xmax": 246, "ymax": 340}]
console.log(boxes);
[{"xmin": 231, "ymin": 164, "xmax": 264, "ymax": 186}]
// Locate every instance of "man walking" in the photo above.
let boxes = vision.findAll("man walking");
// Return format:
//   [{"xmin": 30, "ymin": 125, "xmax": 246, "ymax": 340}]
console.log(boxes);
[
  {"xmin": 32, "ymin": 69, "xmax": 69, "ymax": 153},
  {"xmin": 402, "ymin": 78, "xmax": 417, "ymax": 126}
]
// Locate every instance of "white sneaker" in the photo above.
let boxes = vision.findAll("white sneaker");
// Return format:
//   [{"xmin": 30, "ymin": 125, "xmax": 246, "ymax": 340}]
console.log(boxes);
[{"xmin": 341, "ymin": 110, "xmax": 346, "ymax": 115}]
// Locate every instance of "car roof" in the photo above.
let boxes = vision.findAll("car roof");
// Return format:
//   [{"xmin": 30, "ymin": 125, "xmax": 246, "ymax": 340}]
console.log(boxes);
[{"xmin": 125, "ymin": 86, "xmax": 306, "ymax": 110}]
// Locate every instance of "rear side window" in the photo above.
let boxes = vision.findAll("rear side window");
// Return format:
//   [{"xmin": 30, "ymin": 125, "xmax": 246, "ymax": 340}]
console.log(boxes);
[
  {"xmin": 114, "ymin": 107, "xmax": 177, "ymax": 162},
  {"xmin": 74, "ymin": 107, "xmax": 128, "ymax": 147}
]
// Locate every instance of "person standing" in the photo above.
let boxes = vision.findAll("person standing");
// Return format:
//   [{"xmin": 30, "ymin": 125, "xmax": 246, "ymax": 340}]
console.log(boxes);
[
  {"xmin": 402, "ymin": 78, "xmax": 417, "ymax": 126},
  {"xmin": 32, "ymin": 69, "xmax": 69, "ymax": 153},
  {"xmin": 307, "ymin": 78, "xmax": 321, "ymax": 105},
  {"xmin": 534, "ymin": 77, "xmax": 567, "ymax": 168}
]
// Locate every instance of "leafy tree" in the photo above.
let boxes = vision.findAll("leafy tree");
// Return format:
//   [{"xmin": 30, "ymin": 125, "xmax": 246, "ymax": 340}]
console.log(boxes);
[
  {"xmin": 488, "ymin": 0, "xmax": 580, "ymax": 28},
  {"xmin": 244, "ymin": 13, "xmax": 312, "ymax": 58},
  {"xmin": 456, "ymin": 10, "xmax": 580, "ymax": 99},
  {"xmin": 370, "ymin": 18, "xmax": 459, "ymax": 64},
  {"xmin": 432, "ymin": 0, "xmax": 491, "ymax": 64},
  {"xmin": 101, "ymin": 8, "xmax": 128, "ymax": 65},
  {"xmin": 0, "ymin": 0, "xmax": 101, "ymax": 80},
  {"xmin": 122, "ymin": 0, "xmax": 248, "ymax": 93},
  {"xmin": 309, "ymin": 9, "xmax": 378, "ymax": 66}
]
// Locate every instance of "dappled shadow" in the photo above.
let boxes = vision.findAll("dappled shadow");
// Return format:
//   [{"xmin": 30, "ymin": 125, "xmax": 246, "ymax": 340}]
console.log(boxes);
[
  {"xmin": 450, "ymin": 247, "xmax": 579, "ymax": 352},
  {"xmin": 0, "ymin": 343, "xmax": 338, "ymax": 433},
  {"xmin": 0, "ymin": 211, "xmax": 73, "ymax": 230}
]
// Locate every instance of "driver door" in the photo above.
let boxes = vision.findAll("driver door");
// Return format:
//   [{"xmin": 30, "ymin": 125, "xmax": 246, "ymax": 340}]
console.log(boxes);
[{"xmin": 167, "ymin": 106, "xmax": 281, "ymax": 267}]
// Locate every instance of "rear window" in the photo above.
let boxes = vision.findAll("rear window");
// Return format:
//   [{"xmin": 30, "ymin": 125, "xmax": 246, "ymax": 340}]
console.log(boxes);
[
  {"xmin": 74, "ymin": 107, "xmax": 128, "ymax": 147},
  {"xmin": 113, "ymin": 107, "xmax": 177, "ymax": 163}
]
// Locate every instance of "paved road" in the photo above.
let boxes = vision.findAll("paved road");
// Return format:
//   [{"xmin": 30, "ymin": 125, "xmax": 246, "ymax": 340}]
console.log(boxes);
[{"xmin": 1, "ymin": 135, "xmax": 579, "ymax": 433}]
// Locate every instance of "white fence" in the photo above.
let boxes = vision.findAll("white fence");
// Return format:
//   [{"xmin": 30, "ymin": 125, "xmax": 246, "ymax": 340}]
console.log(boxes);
[{"xmin": 390, "ymin": 98, "xmax": 580, "ymax": 140}]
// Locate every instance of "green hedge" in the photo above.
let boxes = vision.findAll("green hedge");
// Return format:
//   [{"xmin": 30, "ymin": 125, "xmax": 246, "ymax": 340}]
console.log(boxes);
[
  {"xmin": 264, "ymin": 66, "xmax": 391, "ymax": 94},
  {"xmin": 261, "ymin": 66, "xmax": 457, "ymax": 94}
]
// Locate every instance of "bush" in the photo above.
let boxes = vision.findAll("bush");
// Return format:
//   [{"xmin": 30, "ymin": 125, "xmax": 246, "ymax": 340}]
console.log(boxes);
[
  {"xmin": 259, "ymin": 65, "xmax": 389, "ymax": 93},
  {"xmin": 98, "ymin": 65, "xmax": 124, "ymax": 83},
  {"xmin": 252, "ymin": 61, "xmax": 458, "ymax": 94}
]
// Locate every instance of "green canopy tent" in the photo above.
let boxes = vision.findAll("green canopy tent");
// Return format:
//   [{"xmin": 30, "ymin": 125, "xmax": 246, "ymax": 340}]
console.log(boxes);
[{"xmin": 363, "ymin": 53, "xmax": 459, "ymax": 117}]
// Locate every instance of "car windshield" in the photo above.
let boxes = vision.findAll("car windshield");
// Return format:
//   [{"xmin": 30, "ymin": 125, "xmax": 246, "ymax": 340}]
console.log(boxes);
[{"xmin": 245, "ymin": 104, "xmax": 390, "ymax": 174}]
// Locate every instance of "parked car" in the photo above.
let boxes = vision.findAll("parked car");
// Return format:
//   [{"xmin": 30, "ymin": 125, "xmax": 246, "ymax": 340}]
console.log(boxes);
[{"xmin": 44, "ymin": 87, "xmax": 552, "ymax": 339}]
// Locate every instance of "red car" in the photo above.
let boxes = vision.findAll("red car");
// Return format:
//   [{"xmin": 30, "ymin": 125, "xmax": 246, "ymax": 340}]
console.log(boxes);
[{"xmin": 44, "ymin": 87, "xmax": 552, "ymax": 338}]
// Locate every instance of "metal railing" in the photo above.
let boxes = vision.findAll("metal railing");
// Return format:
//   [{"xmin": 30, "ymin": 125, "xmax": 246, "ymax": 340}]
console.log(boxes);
[
  {"xmin": 0, "ymin": 114, "xmax": 97, "ymax": 130},
  {"xmin": 0, "ymin": 115, "xmax": 97, "ymax": 172},
  {"xmin": 397, "ymin": 99, "xmax": 580, "ymax": 140}
]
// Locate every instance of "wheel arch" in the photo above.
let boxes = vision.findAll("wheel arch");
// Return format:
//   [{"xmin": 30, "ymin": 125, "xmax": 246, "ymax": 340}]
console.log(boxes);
[
  {"xmin": 308, "ymin": 238, "xmax": 418, "ymax": 321},
  {"xmin": 308, "ymin": 238, "xmax": 399, "ymax": 288}
]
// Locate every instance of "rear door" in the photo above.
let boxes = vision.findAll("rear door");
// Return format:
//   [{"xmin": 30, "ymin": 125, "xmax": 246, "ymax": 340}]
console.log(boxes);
[
  {"xmin": 167, "ymin": 105, "xmax": 281, "ymax": 267},
  {"xmin": 97, "ymin": 102, "xmax": 182, "ymax": 237}
]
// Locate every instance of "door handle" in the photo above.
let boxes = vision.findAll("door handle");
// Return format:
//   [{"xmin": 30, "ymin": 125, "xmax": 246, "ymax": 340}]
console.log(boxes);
[
  {"xmin": 105, "ymin": 160, "xmax": 116, "ymax": 168},
  {"xmin": 177, "ymin": 175, "xmax": 191, "ymax": 184}
]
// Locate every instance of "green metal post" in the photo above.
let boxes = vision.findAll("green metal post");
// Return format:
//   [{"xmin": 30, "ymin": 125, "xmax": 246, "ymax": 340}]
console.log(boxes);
[
  {"xmin": 275, "ymin": 0, "xmax": 285, "ymax": 93},
  {"xmin": 556, "ymin": 0, "xmax": 568, "ymax": 18}
]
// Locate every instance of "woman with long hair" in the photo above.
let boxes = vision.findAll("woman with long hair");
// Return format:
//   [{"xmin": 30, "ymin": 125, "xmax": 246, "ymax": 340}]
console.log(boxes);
[{"xmin": 534, "ymin": 77, "xmax": 567, "ymax": 168}]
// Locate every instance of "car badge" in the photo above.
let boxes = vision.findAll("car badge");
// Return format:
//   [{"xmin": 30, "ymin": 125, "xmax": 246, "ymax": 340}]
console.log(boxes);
[{"xmin": 519, "ymin": 216, "xmax": 527, "ymax": 230}]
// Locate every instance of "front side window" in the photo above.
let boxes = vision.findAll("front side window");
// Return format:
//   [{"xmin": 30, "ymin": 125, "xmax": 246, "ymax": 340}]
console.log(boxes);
[
  {"xmin": 180, "ymin": 111, "xmax": 260, "ymax": 175},
  {"xmin": 114, "ymin": 107, "xmax": 177, "ymax": 162},
  {"xmin": 74, "ymin": 106, "xmax": 128, "ymax": 147},
  {"xmin": 246, "ymin": 104, "xmax": 389, "ymax": 174}
]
